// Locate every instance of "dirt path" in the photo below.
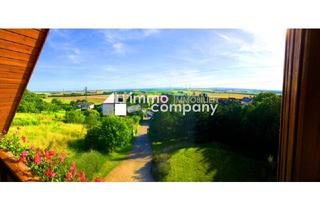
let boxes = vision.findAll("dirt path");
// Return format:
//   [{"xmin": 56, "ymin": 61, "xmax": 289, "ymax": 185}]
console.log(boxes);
[{"xmin": 104, "ymin": 121, "xmax": 154, "ymax": 182}]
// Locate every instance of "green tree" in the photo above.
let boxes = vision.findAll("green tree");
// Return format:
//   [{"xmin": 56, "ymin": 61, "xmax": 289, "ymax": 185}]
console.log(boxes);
[
  {"xmin": 84, "ymin": 110, "xmax": 101, "ymax": 129},
  {"xmin": 64, "ymin": 110, "xmax": 85, "ymax": 123}
]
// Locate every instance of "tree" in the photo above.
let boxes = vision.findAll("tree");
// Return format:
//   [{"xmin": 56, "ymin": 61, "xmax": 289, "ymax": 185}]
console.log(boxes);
[
  {"xmin": 18, "ymin": 90, "xmax": 47, "ymax": 113},
  {"xmin": 64, "ymin": 110, "xmax": 85, "ymax": 123},
  {"xmin": 84, "ymin": 110, "xmax": 100, "ymax": 129}
]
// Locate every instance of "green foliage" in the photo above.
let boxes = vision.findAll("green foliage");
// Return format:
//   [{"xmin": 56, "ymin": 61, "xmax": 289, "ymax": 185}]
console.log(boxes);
[
  {"xmin": 84, "ymin": 116, "xmax": 136, "ymax": 153},
  {"xmin": 84, "ymin": 110, "xmax": 101, "ymax": 129},
  {"xmin": 65, "ymin": 110, "xmax": 85, "ymax": 124},
  {"xmin": 18, "ymin": 90, "xmax": 47, "ymax": 113},
  {"xmin": 152, "ymin": 153, "xmax": 171, "ymax": 180},
  {"xmin": 194, "ymin": 92, "xmax": 281, "ymax": 160}
]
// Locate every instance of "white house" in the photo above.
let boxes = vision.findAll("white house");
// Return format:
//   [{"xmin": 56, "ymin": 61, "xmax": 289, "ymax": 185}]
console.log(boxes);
[{"xmin": 102, "ymin": 92, "xmax": 127, "ymax": 116}]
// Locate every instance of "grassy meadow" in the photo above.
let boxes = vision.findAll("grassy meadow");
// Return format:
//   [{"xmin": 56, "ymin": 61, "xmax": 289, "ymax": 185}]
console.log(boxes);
[
  {"xmin": 9, "ymin": 112, "xmax": 133, "ymax": 181},
  {"xmin": 152, "ymin": 138, "xmax": 264, "ymax": 181}
]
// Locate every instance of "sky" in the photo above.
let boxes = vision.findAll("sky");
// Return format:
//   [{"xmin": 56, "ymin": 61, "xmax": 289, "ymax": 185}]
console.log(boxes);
[{"xmin": 28, "ymin": 29, "xmax": 286, "ymax": 91}]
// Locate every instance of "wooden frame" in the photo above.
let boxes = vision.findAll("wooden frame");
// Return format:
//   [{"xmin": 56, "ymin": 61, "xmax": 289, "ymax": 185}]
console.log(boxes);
[
  {"xmin": 0, "ymin": 29, "xmax": 49, "ymax": 133},
  {"xmin": 278, "ymin": 29, "xmax": 320, "ymax": 181}
]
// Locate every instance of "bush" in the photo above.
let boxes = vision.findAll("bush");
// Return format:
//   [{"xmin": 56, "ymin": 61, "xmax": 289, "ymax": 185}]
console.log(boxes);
[
  {"xmin": 84, "ymin": 110, "xmax": 101, "ymax": 129},
  {"xmin": 152, "ymin": 153, "xmax": 171, "ymax": 181},
  {"xmin": 84, "ymin": 116, "xmax": 134, "ymax": 153},
  {"xmin": 65, "ymin": 110, "xmax": 85, "ymax": 124}
]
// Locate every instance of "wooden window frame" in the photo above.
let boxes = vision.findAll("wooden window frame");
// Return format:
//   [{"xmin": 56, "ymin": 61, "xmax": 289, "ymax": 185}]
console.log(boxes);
[{"xmin": 278, "ymin": 29, "xmax": 320, "ymax": 181}]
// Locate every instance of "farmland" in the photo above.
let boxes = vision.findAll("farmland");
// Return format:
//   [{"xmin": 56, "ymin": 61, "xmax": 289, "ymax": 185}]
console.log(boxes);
[{"xmin": 44, "ymin": 94, "xmax": 109, "ymax": 105}]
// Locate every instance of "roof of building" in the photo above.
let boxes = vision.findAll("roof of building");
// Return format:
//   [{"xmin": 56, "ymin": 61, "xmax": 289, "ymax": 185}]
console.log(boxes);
[{"xmin": 103, "ymin": 92, "xmax": 115, "ymax": 104}]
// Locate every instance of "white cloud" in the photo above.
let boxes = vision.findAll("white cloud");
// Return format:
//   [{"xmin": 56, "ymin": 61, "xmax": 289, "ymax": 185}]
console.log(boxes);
[
  {"xmin": 101, "ymin": 29, "xmax": 160, "ymax": 55},
  {"xmin": 112, "ymin": 43, "xmax": 126, "ymax": 55}
]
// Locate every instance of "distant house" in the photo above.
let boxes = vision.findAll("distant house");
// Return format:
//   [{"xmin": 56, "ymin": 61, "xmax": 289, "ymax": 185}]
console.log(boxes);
[
  {"xmin": 241, "ymin": 97, "xmax": 253, "ymax": 105},
  {"xmin": 76, "ymin": 101, "xmax": 94, "ymax": 110},
  {"xmin": 102, "ymin": 92, "xmax": 127, "ymax": 116}
]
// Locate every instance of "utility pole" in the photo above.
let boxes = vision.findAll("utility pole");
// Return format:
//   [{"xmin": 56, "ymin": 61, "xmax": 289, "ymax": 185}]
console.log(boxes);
[{"xmin": 85, "ymin": 86, "xmax": 88, "ymax": 101}]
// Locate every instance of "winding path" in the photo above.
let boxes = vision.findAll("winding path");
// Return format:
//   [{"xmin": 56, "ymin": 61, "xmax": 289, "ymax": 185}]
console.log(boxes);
[{"xmin": 104, "ymin": 121, "xmax": 154, "ymax": 182}]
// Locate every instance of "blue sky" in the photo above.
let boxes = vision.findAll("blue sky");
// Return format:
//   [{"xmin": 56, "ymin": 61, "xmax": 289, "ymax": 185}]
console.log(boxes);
[{"xmin": 28, "ymin": 29, "xmax": 286, "ymax": 91}]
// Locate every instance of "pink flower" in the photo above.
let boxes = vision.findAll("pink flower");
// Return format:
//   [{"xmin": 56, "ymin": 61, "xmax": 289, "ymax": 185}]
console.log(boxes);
[
  {"xmin": 21, "ymin": 136, "xmax": 27, "ymax": 143},
  {"xmin": 2, "ymin": 129, "xmax": 7, "ymax": 135},
  {"xmin": 70, "ymin": 162, "xmax": 77, "ymax": 176},
  {"xmin": 78, "ymin": 171, "xmax": 86, "ymax": 182},
  {"xmin": 59, "ymin": 154, "xmax": 66, "ymax": 163},
  {"xmin": 19, "ymin": 151, "xmax": 28, "ymax": 162},
  {"xmin": 45, "ymin": 168, "xmax": 56, "ymax": 179},
  {"xmin": 45, "ymin": 150, "xmax": 55, "ymax": 162},
  {"xmin": 34, "ymin": 151, "xmax": 42, "ymax": 165},
  {"xmin": 95, "ymin": 178, "xmax": 104, "ymax": 182},
  {"xmin": 66, "ymin": 172, "xmax": 73, "ymax": 181}
]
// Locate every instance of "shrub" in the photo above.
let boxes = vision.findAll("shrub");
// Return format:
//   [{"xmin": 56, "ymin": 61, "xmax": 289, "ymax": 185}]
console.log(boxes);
[
  {"xmin": 84, "ymin": 116, "xmax": 134, "ymax": 153},
  {"xmin": 65, "ymin": 110, "xmax": 85, "ymax": 124},
  {"xmin": 152, "ymin": 153, "xmax": 171, "ymax": 181},
  {"xmin": 84, "ymin": 110, "xmax": 101, "ymax": 129}
]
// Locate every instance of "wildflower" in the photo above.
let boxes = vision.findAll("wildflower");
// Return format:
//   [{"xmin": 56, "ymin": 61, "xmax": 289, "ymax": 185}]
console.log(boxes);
[
  {"xmin": 13, "ymin": 132, "xmax": 17, "ymax": 137},
  {"xmin": 21, "ymin": 136, "xmax": 27, "ymax": 143},
  {"xmin": 19, "ymin": 151, "xmax": 28, "ymax": 162},
  {"xmin": 2, "ymin": 129, "xmax": 6, "ymax": 135},
  {"xmin": 45, "ymin": 150, "xmax": 55, "ymax": 162},
  {"xmin": 45, "ymin": 168, "xmax": 56, "ymax": 179},
  {"xmin": 79, "ymin": 171, "xmax": 86, "ymax": 182},
  {"xmin": 34, "ymin": 151, "xmax": 42, "ymax": 165},
  {"xmin": 66, "ymin": 172, "xmax": 73, "ymax": 181},
  {"xmin": 95, "ymin": 178, "xmax": 104, "ymax": 182},
  {"xmin": 70, "ymin": 162, "xmax": 77, "ymax": 176},
  {"xmin": 59, "ymin": 154, "xmax": 66, "ymax": 163}
]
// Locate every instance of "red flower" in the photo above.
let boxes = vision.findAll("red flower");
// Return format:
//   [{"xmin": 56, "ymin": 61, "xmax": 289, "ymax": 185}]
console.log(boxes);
[
  {"xmin": 45, "ymin": 150, "xmax": 55, "ymax": 162},
  {"xmin": 78, "ymin": 171, "xmax": 86, "ymax": 182},
  {"xmin": 45, "ymin": 168, "xmax": 56, "ymax": 178},
  {"xmin": 19, "ymin": 151, "xmax": 28, "ymax": 162},
  {"xmin": 21, "ymin": 135, "xmax": 27, "ymax": 143},
  {"xmin": 95, "ymin": 178, "xmax": 104, "ymax": 182},
  {"xmin": 34, "ymin": 151, "xmax": 42, "ymax": 165},
  {"xmin": 66, "ymin": 172, "xmax": 73, "ymax": 181},
  {"xmin": 70, "ymin": 162, "xmax": 77, "ymax": 176}
]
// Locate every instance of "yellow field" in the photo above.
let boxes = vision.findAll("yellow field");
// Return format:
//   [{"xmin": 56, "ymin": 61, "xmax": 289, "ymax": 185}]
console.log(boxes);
[
  {"xmin": 46, "ymin": 95, "xmax": 109, "ymax": 104},
  {"xmin": 193, "ymin": 91, "xmax": 253, "ymax": 99}
]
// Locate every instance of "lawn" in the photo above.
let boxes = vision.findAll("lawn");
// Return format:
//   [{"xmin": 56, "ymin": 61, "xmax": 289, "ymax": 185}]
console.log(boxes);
[
  {"xmin": 152, "ymin": 138, "xmax": 265, "ymax": 182},
  {"xmin": 9, "ymin": 112, "xmax": 133, "ymax": 181}
]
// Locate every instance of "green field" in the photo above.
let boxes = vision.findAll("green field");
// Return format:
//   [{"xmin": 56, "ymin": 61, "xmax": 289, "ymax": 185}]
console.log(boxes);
[
  {"xmin": 9, "ymin": 112, "xmax": 133, "ymax": 181},
  {"xmin": 152, "ymin": 138, "xmax": 265, "ymax": 182}
]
